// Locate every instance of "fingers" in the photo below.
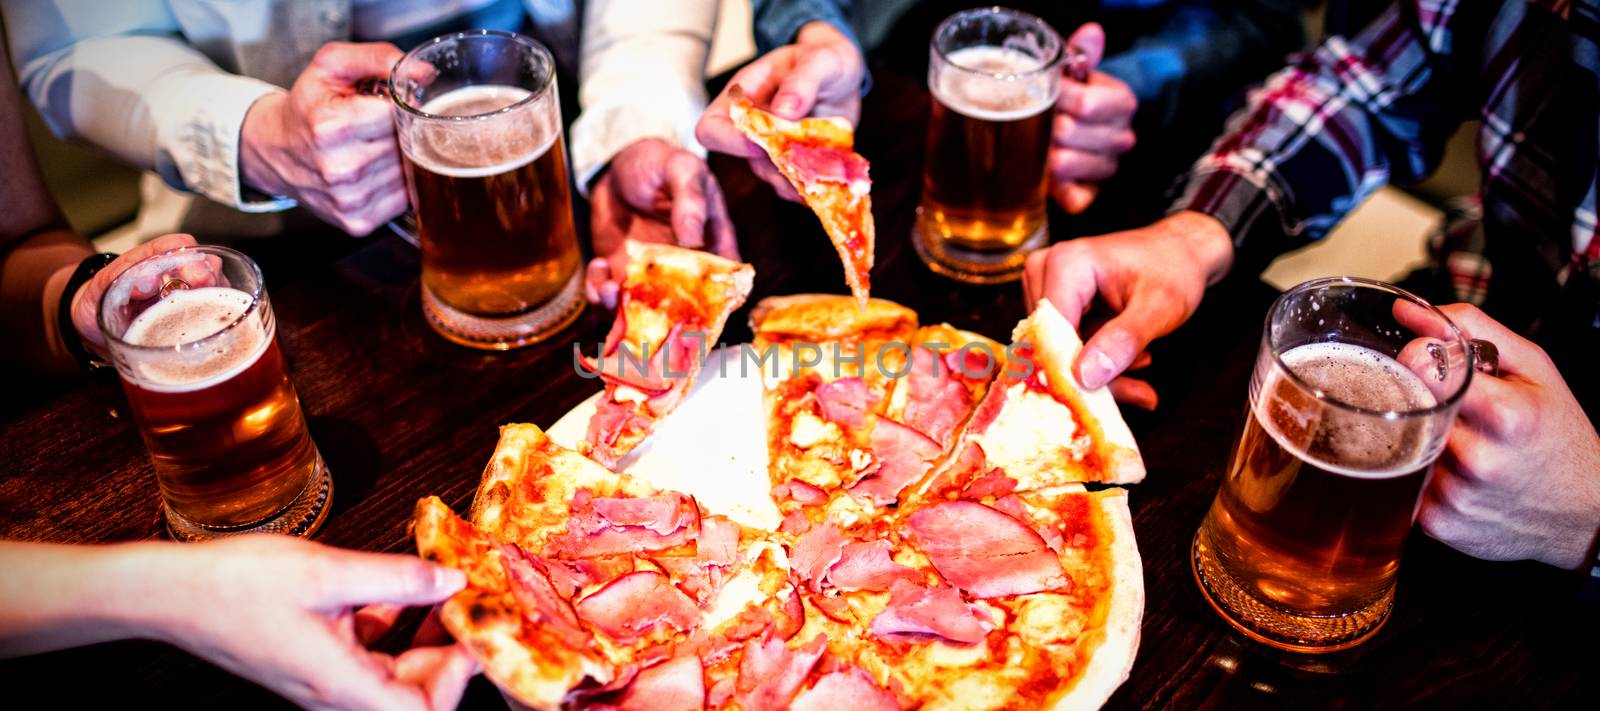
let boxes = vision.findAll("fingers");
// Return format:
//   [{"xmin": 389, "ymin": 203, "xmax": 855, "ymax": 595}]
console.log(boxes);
[
  {"xmin": 702, "ymin": 174, "xmax": 741, "ymax": 260},
  {"xmin": 310, "ymin": 42, "xmax": 406, "ymax": 87},
  {"xmin": 1029, "ymin": 243, "xmax": 1101, "ymax": 328},
  {"xmin": 585, "ymin": 258, "xmax": 620, "ymax": 309},
  {"xmin": 1057, "ymin": 73, "xmax": 1138, "ymax": 125},
  {"xmin": 1456, "ymin": 372, "xmax": 1538, "ymax": 443},
  {"xmin": 1065, "ymin": 23, "xmax": 1107, "ymax": 68},
  {"xmin": 1049, "ymin": 146, "xmax": 1119, "ymax": 183},
  {"xmin": 394, "ymin": 644, "xmax": 480, "ymax": 711},
  {"xmin": 1108, "ymin": 376, "xmax": 1158, "ymax": 410},
  {"xmin": 289, "ymin": 625, "xmax": 431, "ymax": 711},
  {"xmin": 354, "ymin": 604, "xmax": 404, "ymax": 646},
  {"xmin": 1435, "ymin": 303, "xmax": 1548, "ymax": 377},
  {"xmin": 696, "ymin": 57, "xmax": 786, "ymax": 159},
  {"xmin": 307, "ymin": 549, "xmax": 465, "ymax": 610},
  {"xmin": 1052, "ymin": 113, "xmax": 1136, "ymax": 153},
  {"xmin": 72, "ymin": 233, "xmax": 200, "ymax": 352},
  {"xmin": 771, "ymin": 46, "xmax": 844, "ymax": 119},
  {"xmin": 1050, "ymin": 181, "xmax": 1099, "ymax": 215},
  {"xmin": 664, "ymin": 153, "xmax": 710, "ymax": 250},
  {"xmin": 1078, "ymin": 289, "xmax": 1187, "ymax": 390}
]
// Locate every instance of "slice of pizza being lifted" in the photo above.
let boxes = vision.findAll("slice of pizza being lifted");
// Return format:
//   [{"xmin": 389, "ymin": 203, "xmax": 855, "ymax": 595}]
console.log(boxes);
[
  {"xmin": 730, "ymin": 87, "xmax": 874, "ymax": 308},
  {"xmin": 581, "ymin": 241, "xmax": 754, "ymax": 468},
  {"xmin": 915, "ymin": 300, "xmax": 1146, "ymax": 502}
]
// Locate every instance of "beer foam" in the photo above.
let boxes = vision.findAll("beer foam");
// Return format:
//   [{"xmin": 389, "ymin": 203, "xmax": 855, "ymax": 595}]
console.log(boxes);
[
  {"xmin": 410, "ymin": 85, "xmax": 555, "ymax": 178},
  {"xmin": 1260, "ymin": 342, "xmax": 1440, "ymax": 480},
  {"xmin": 933, "ymin": 46, "xmax": 1056, "ymax": 121},
  {"xmin": 120, "ymin": 287, "xmax": 269, "ymax": 393}
]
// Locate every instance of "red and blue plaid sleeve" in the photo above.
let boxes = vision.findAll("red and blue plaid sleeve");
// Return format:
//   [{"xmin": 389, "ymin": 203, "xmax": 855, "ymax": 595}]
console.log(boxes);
[{"xmin": 1171, "ymin": 0, "xmax": 1484, "ymax": 254}]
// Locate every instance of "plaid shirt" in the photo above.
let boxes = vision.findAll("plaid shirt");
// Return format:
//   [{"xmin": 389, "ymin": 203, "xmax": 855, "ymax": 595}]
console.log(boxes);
[{"xmin": 1174, "ymin": 0, "xmax": 1600, "ymax": 327}]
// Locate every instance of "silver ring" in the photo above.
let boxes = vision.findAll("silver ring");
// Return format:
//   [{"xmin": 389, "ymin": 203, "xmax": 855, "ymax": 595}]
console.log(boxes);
[{"xmin": 1471, "ymin": 339, "xmax": 1500, "ymax": 376}]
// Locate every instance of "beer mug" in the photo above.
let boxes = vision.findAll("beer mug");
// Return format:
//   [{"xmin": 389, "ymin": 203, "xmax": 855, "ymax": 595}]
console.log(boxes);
[
  {"xmin": 1192, "ymin": 278, "xmax": 1487, "ymax": 653},
  {"xmin": 99, "ymin": 246, "xmax": 332, "ymax": 541},
  {"xmin": 390, "ymin": 30, "xmax": 583, "ymax": 350},
  {"xmin": 913, "ymin": 7, "xmax": 1064, "ymax": 284}
]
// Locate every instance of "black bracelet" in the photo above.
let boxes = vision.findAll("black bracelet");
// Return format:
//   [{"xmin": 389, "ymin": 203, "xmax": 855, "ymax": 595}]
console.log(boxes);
[{"xmin": 58, "ymin": 252, "xmax": 119, "ymax": 372}]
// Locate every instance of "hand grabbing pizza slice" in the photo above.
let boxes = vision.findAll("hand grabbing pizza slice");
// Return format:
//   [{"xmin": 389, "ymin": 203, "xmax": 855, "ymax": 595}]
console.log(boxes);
[{"xmin": 730, "ymin": 88, "xmax": 874, "ymax": 308}]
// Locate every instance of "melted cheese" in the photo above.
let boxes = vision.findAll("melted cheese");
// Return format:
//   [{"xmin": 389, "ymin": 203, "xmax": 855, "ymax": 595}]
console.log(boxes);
[
  {"xmin": 789, "ymin": 412, "xmax": 836, "ymax": 449},
  {"xmin": 611, "ymin": 385, "xmax": 648, "ymax": 404},
  {"xmin": 971, "ymin": 382, "xmax": 1079, "ymax": 476}
]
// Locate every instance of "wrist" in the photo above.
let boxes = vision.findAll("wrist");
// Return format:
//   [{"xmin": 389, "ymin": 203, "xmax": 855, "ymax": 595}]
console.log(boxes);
[
  {"xmin": 239, "ymin": 92, "xmax": 290, "ymax": 197},
  {"xmin": 797, "ymin": 20, "xmax": 848, "ymax": 48},
  {"xmin": 1165, "ymin": 211, "xmax": 1234, "ymax": 286}
]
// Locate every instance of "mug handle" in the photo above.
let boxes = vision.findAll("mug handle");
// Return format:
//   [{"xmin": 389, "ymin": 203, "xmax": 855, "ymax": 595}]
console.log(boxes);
[{"xmin": 356, "ymin": 78, "xmax": 420, "ymax": 248}]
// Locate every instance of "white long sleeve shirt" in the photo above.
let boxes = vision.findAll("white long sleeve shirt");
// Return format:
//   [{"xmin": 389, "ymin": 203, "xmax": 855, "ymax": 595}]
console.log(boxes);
[{"xmin": 2, "ymin": 0, "xmax": 716, "ymax": 211}]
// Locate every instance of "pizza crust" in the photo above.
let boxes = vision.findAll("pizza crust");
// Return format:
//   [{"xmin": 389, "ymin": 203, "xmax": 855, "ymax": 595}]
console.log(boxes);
[
  {"xmin": 1024, "ymin": 300, "xmax": 1147, "ymax": 484},
  {"xmin": 749, "ymin": 293, "xmax": 916, "ymax": 341},
  {"xmin": 1052, "ymin": 489, "xmax": 1143, "ymax": 711}
]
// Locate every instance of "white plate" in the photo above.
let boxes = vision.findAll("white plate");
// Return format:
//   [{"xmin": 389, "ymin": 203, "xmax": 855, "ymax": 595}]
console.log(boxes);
[{"xmin": 547, "ymin": 347, "xmax": 783, "ymax": 531}]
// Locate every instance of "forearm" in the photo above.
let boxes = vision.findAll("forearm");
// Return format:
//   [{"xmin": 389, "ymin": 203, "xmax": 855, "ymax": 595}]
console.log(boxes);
[
  {"xmin": 0, "ymin": 541, "xmax": 174, "ymax": 657},
  {"xmin": 0, "ymin": 229, "xmax": 94, "ymax": 376}
]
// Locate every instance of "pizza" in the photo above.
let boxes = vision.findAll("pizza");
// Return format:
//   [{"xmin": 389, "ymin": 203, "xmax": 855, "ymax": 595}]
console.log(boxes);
[
  {"xmin": 581, "ymin": 241, "xmax": 755, "ymax": 468},
  {"xmin": 413, "ymin": 298, "xmax": 1146, "ymax": 710},
  {"xmin": 729, "ymin": 88, "xmax": 874, "ymax": 308}
]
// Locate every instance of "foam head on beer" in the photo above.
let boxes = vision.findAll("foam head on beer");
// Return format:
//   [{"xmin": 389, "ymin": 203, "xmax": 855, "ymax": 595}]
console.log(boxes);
[
  {"xmin": 119, "ymin": 287, "xmax": 268, "ymax": 392},
  {"xmin": 406, "ymin": 85, "xmax": 554, "ymax": 176},
  {"xmin": 932, "ymin": 46, "xmax": 1057, "ymax": 121},
  {"xmin": 1272, "ymin": 342, "xmax": 1441, "ymax": 476}
]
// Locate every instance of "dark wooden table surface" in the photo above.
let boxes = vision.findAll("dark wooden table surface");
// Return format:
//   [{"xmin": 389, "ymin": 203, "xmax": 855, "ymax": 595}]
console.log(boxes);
[{"xmin": 2, "ymin": 69, "xmax": 1596, "ymax": 709}]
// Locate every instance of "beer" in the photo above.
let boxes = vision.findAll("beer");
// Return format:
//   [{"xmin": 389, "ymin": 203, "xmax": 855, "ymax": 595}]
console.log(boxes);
[
  {"xmin": 391, "ymin": 32, "xmax": 584, "ymax": 349},
  {"xmin": 1200, "ymin": 343, "xmax": 1438, "ymax": 614},
  {"xmin": 920, "ymin": 46, "xmax": 1055, "ymax": 252},
  {"xmin": 118, "ymin": 288, "xmax": 320, "ymax": 528},
  {"xmin": 404, "ymin": 85, "xmax": 581, "ymax": 317},
  {"xmin": 1192, "ymin": 277, "xmax": 1473, "ymax": 653},
  {"xmin": 913, "ymin": 8, "xmax": 1064, "ymax": 284}
]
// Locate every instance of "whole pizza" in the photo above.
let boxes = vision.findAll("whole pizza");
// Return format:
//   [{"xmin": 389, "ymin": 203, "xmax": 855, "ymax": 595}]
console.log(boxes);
[{"xmin": 412, "ymin": 244, "xmax": 1145, "ymax": 709}]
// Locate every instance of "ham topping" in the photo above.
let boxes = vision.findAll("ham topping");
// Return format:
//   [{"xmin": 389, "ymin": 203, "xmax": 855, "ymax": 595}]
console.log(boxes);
[
  {"xmin": 791, "ymin": 521, "xmax": 847, "ymax": 593},
  {"xmin": 498, "ymin": 545, "xmax": 590, "ymax": 648},
  {"xmin": 902, "ymin": 347, "xmax": 973, "ymax": 444},
  {"xmin": 848, "ymin": 418, "xmax": 941, "ymax": 505},
  {"xmin": 814, "ymin": 377, "xmax": 876, "ymax": 429},
  {"xmin": 558, "ymin": 490, "xmax": 701, "ymax": 557},
  {"xmin": 608, "ymin": 654, "xmax": 705, "ymax": 711},
  {"xmin": 696, "ymin": 516, "xmax": 740, "ymax": 568},
  {"xmin": 869, "ymin": 580, "xmax": 994, "ymax": 645},
  {"xmin": 574, "ymin": 571, "xmax": 699, "ymax": 642},
  {"xmin": 786, "ymin": 142, "xmax": 870, "ymax": 186},
  {"xmin": 904, "ymin": 501, "xmax": 1069, "ymax": 598},
  {"xmin": 791, "ymin": 668, "xmax": 899, "ymax": 711},
  {"xmin": 825, "ymin": 539, "xmax": 918, "ymax": 592},
  {"xmin": 736, "ymin": 633, "xmax": 828, "ymax": 711}
]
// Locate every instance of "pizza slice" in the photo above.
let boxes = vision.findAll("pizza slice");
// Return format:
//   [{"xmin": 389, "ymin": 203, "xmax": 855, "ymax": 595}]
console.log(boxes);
[
  {"xmin": 915, "ymin": 300, "xmax": 1146, "ymax": 501},
  {"xmin": 748, "ymin": 294, "xmax": 923, "ymax": 510},
  {"xmin": 581, "ymin": 241, "xmax": 755, "ymax": 468},
  {"xmin": 882, "ymin": 324, "xmax": 1004, "ymax": 448},
  {"xmin": 730, "ymin": 87, "xmax": 874, "ymax": 308}
]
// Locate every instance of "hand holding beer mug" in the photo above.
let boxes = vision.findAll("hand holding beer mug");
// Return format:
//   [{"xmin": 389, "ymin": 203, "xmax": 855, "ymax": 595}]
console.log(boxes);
[
  {"xmin": 99, "ymin": 246, "xmax": 331, "ymax": 541},
  {"xmin": 915, "ymin": 8, "xmax": 1065, "ymax": 284},
  {"xmin": 1193, "ymin": 278, "xmax": 1477, "ymax": 653},
  {"xmin": 390, "ymin": 31, "xmax": 583, "ymax": 349},
  {"xmin": 1048, "ymin": 23, "xmax": 1137, "ymax": 216}
]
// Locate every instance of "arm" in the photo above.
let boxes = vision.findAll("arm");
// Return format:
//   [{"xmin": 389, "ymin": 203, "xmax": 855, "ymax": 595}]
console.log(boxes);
[
  {"xmin": 569, "ymin": 0, "xmax": 720, "ymax": 192},
  {"xmin": 1099, "ymin": 0, "xmax": 1305, "ymax": 135},
  {"xmin": 1171, "ymin": 0, "xmax": 1480, "ymax": 257},
  {"xmin": 752, "ymin": 0, "xmax": 860, "ymax": 55},
  {"xmin": 5, "ymin": 0, "xmax": 291, "ymax": 212},
  {"xmin": 0, "ymin": 31, "xmax": 94, "ymax": 377}
]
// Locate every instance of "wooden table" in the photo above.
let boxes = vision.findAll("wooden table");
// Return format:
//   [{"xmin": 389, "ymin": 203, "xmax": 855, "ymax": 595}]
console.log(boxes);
[{"xmin": 2, "ymin": 70, "xmax": 1595, "ymax": 709}]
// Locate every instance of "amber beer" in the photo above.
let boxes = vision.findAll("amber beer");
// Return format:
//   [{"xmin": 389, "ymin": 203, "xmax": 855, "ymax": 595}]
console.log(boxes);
[
  {"xmin": 393, "ymin": 31, "xmax": 582, "ymax": 349},
  {"xmin": 101, "ymin": 248, "xmax": 331, "ymax": 540},
  {"xmin": 914, "ymin": 8, "xmax": 1064, "ymax": 284},
  {"xmin": 1192, "ymin": 278, "xmax": 1472, "ymax": 653}
]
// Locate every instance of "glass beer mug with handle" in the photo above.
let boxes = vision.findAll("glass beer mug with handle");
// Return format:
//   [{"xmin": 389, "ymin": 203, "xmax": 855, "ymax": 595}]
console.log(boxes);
[
  {"xmin": 1192, "ymin": 277, "xmax": 1488, "ymax": 653},
  {"xmin": 391, "ymin": 30, "xmax": 584, "ymax": 350},
  {"xmin": 99, "ymin": 246, "xmax": 332, "ymax": 541},
  {"xmin": 914, "ymin": 7, "xmax": 1065, "ymax": 284}
]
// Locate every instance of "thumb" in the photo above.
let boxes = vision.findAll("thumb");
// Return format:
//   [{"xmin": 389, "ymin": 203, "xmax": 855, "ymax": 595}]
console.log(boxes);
[
  {"xmin": 1076, "ymin": 295, "xmax": 1181, "ymax": 390},
  {"xmin": 310, "ymin": 551, "xmax": 466, "ymax": 609},
  {"xmin": 310, "ymin": 42, "xmax": 405, "ymax": 88},
  {"xmin": 771, "ymin": 50, "xmax": 841, "ymax": 119},
  {"xmin": 1066, "ymin": 23, "xmax": 1106, "ymax": 69}
]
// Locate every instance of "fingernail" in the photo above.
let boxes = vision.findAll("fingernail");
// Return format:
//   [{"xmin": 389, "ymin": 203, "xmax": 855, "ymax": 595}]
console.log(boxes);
[
  {"xmin": 433, "ymin": 566, "xmax": 465, "ymax": 592},
  {"xmin": 601, "ymin": 284, "xmax": 619, "ymax": 310},
  {"xmin": 774, "ymin": 95, "xmax": 800, "ymax": 116},
  {"xmin": 1079, "ymin": 349, "xmax": 1117, "ymax": 389}
]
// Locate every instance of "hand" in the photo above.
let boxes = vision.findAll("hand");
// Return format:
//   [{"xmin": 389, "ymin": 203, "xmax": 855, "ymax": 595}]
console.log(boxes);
[
  {"xmin": 586, "ymin": 138, "xmax": 739, "ymax": 308},
  {"xmin": 1413, "ymin": 305, "xmax": 1600, "ymax": 570},
  {"xmin": 240, "ymin": 42, "xmax": 407, "ymax": 236},
  {"xmin": 70, "ymin": 232, "xmax": 200, "ymax": 357},
  {"xmin": 1021, "ymin": 211, "xmax": 1234, "ymax": 409},
  {"xmin": 1050, "ymin": 24, "xmax": 1137, "ymax": 215},
  {"xmin": 696, "ymin": 21, "xmax": 865, "ymax": 201},
  {"xmin": 131, "ymin": 536, "xmax": 476, "ymax": 711}
]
